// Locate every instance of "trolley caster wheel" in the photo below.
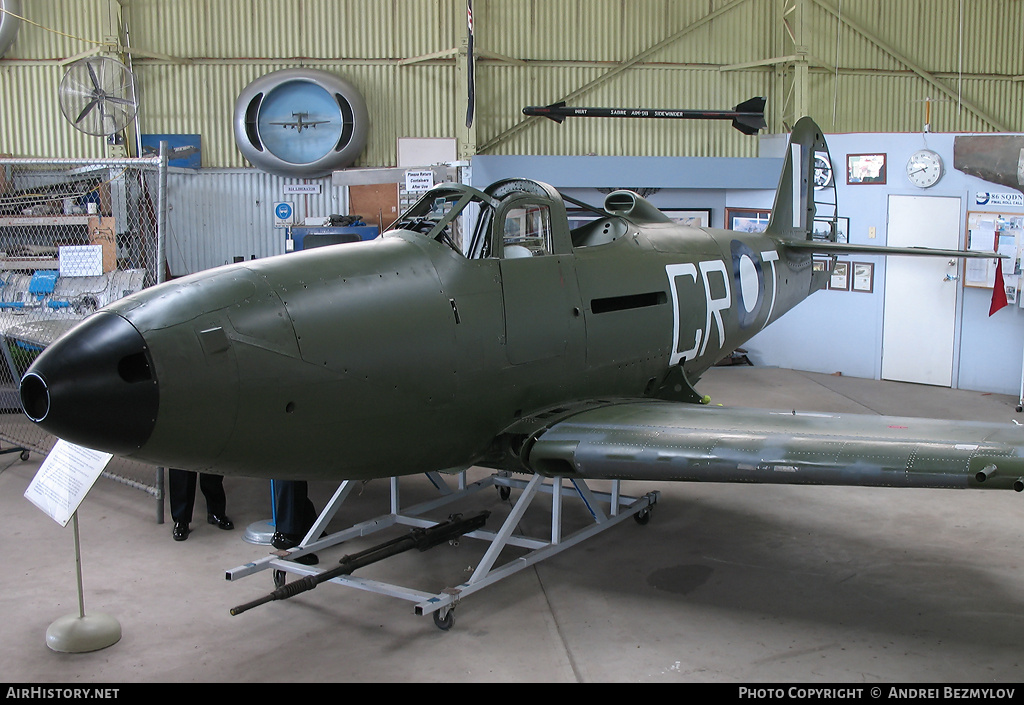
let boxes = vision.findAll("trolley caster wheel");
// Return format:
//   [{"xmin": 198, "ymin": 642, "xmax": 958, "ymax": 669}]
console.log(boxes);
[
  {"xmin": 19, "ymin": 450, "xmax": 29, "ymax": 461},
  {"xmin": 433, "ymin": 609, "xmax": 454, "ymax": 631},
  {"xmin": 273, "ymin": 570, "xmax": 286, "ymax": 589},
  {"xmin": 498, "ymin": 486, "xmax": 511, "ymax": 501},
  {"xmin": 634, "ymin": 507, "xmax": 652, "ymax": 525},
  {"xmin": 1017, "ymin": 405, "xmax": 1023, "ymax": 413}
]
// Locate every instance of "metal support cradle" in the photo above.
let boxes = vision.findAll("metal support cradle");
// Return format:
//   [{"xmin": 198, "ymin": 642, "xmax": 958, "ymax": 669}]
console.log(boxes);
[{"xmin": 225, "ymin": 470, "xmax": 659, "ymax": 630}]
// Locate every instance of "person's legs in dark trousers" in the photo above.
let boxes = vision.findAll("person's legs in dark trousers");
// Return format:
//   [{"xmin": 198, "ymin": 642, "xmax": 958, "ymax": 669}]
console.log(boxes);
[
  {"xmin": 199, "ymin": 473, "xmax": 233, "ymax": 530},
  {"xmin": 273, "ymin": 480, "xmax": 318, "ymax": 564},
  {"xmin": 273, "ymin": 480, "xmax": 316, "ymax": 546},
  {"xmin": 168, "ymin": 468, "xmax": 196, "ymax": 541},
  {"xmin": 169, "ymin": 470, "xmax": 233, "ymax": 540}
]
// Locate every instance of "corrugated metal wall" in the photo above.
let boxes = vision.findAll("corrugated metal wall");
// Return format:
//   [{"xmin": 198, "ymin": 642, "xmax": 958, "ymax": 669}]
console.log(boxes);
[
  {"xmin": 163, "ymin": 169, "xmax": 348, "ymax": 276},
  {"xmin": 0, "ymin": 0, "xmax": 1021, "ymax": 164}
]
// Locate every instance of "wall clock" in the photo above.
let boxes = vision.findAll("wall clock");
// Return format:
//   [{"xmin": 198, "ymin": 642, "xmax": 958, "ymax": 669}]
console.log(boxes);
[
  {"xmin": 234, "ymin": 68, "xmax": 369, "ymax": 178},
  {"xmin": 906, "ymin": 149, "xmax": 943, "ymax": 188}
]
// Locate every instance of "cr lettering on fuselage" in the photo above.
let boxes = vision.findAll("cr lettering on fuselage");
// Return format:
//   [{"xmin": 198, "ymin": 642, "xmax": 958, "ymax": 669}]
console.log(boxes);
[{"xmin": 666, "ymin": 243, "xmax": 780, "ymax": 366}]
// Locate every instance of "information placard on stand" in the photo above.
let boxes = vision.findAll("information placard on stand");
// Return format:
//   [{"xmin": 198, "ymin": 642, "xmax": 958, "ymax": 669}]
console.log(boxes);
[
  {"xmin": 24, "ymin": 439, "xmax": 120, "ymax": 652},
  {"xmin": 24, "ymin": 439, "xmax": 112, "ymax": 527}
]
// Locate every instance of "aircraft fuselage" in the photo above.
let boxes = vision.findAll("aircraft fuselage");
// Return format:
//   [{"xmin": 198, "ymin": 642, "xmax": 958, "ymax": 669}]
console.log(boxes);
[{"xmin": 21, "ymin": 209, "xmax": 817, "ymax": 480}]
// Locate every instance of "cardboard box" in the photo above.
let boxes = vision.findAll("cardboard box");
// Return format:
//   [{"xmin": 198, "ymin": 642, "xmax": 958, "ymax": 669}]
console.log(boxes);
[{"xmin": 87, "ymin": 216, "xmax": 117, "ymax": 272}]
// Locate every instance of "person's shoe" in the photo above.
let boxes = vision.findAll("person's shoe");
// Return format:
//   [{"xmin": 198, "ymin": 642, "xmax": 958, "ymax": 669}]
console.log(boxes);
[
  {"xmin": 172, "ymin": 521, "xmax": 190, "ymax": 541},
  {"xmin": 271, "ymin": 531, "xmax": 303, "ymax": 550},
  {"xmin": 207, "ymin": 513, "xmax": 234, "ymax": 530},
  {"xmin": 271, "ymin": 532, "xmax": 318, "ymax": 564}
]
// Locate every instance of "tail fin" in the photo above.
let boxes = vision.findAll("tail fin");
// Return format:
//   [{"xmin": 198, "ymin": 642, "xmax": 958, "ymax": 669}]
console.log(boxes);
[
  {"xmin": 766, "ymin": 117, "xmax": 837, "ymax": 243},
  {"xmin": 767, "ymin": 117, "xmax": 1002, "ymax": 264}
]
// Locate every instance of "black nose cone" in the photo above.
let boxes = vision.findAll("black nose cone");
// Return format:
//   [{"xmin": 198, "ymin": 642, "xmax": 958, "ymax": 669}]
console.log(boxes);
[{"xmin": 20, "ymin": 312, "xmax": 158, "ymax": 454}]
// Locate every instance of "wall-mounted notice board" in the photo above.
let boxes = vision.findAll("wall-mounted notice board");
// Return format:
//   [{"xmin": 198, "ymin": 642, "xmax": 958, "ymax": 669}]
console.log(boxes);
[{"xmin": 964, "ymin": 211, "xmax": 1023, "ymax": 304}]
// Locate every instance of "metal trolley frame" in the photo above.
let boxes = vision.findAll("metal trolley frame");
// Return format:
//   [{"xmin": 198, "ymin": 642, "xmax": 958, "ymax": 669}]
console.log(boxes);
[{"xmin": 226, "ymin": 470, "xmax": 659, "ymax": 630}]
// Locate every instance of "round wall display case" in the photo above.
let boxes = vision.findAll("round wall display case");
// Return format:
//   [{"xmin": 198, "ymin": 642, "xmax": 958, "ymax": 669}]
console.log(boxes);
[{"xmin": 233, "ymin": 69, "xmax": 369, "ymax": 178}]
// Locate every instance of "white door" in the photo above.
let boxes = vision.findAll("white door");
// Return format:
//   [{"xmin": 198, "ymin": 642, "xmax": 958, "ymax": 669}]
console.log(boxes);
[{"xmin": 881, "ymin": 195, "xmax": 961, "ymax": 386}]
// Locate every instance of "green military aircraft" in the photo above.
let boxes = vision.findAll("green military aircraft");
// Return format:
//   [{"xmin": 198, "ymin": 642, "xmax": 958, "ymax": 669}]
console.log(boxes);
[{"xmin": 19, "ymin": 118, "xmax": 1024, "ymax": 493}]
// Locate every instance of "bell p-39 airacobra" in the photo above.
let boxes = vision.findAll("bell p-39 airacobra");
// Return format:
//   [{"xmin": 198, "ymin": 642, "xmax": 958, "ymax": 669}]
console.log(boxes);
[{"xmin": 20, "ymin": 118, "xmax": 1024, "ymax": 509}]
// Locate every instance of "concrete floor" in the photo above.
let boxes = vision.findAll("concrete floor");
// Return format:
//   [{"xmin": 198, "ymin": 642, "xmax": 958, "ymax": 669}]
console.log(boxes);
[{"xmin": 2, "ymin": 366, "xmax": 1024, "ymax": 683}]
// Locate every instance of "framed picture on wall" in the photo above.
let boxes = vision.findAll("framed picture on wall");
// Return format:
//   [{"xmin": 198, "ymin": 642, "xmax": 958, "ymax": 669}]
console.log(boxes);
[
  {"xmin": 851, "ymin": 262, "xmax": 874, "ymax": 293},
  {"xmin": 141, "ymin": 133, "xmax": 202, "ymax": 168},
  {"xmin": 846, "ymin": 153, "xmax": 887, "ymax": 184},
  {"xmin": 726, "ymin": 208, "xmax": 771, "ymax": 233},
  {"xmin": 828, "ymin": 261, "xmax": 850, "ymax": 290},
  {"xmin": 665, "ymin": 209, "xmax": 712, "ymax": 228}
]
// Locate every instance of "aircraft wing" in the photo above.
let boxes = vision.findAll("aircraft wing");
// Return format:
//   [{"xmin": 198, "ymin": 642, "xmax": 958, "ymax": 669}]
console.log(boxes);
[{"xmin": 523, "ymin": 400, "xmax": 1024, "ymax": 491}]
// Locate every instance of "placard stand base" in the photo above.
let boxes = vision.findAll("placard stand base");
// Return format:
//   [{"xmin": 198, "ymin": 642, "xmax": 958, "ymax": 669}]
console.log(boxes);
[
  {"xmin": 46, "ymin": 612, "xmax": 121, "ymax": 653},
  {"xmin": 45, "ymin": 513, "xmax": 120, "ymax": 653}
]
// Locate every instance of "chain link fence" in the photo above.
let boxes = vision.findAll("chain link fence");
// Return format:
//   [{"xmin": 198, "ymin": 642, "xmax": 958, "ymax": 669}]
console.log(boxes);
[{"xmin": 0, "ymin": 154, "xmax": 167, "ymax": 519}]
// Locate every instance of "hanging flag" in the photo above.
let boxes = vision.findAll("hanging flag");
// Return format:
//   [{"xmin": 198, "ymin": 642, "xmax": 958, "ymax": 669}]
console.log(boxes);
[
  {"xmin": 465, "ymin": 0, "xmax": 475, "ymax": 128},
  {"xmin": 989, "ymin": 258, "xmax": 1008, "ymax": 315}
]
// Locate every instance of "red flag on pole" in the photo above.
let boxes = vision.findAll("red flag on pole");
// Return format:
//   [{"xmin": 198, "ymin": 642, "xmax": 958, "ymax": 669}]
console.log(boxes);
[{"xmin": 990, "ymin": 258, "xmax": 1008, "ymax": 316}]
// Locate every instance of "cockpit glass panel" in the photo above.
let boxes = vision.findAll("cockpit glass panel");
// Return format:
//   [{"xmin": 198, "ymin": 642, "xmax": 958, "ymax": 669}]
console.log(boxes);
[
  {"xmin": 390, "ymin": 185, "xmax": 496, "ymax": 254},
  {"xmin": 388, "ymin": 180, "xmax": 581, "ymax": 260},
  {"xmin": 502, "ymin": 205, "xmax": 552, "ymax": 258}
]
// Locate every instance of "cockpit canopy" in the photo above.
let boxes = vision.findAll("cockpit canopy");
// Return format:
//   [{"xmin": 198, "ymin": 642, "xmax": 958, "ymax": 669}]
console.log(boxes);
[
  {"xmin": 387, "ymin": 177, "xmax": 666, "ymax": 258},
  {"xmin": 387, "ymin": 178, "xmax": 576, "ymax": 259}
]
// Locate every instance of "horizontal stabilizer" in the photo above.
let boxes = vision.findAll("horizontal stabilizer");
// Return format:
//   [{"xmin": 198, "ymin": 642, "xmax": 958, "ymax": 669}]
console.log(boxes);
[{"xmin": 781, "ymin": 239, "xmax": 1004, "ymax": 260}]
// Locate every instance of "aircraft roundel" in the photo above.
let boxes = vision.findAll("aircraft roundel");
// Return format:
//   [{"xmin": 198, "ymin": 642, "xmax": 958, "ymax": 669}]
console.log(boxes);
[{"xmin": 731, "ymin": 240, "xmax": 764, "ymax": 328}]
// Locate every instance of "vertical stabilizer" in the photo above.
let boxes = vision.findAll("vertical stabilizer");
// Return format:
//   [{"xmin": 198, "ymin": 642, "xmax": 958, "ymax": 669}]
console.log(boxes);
[{"xmin": 766, "ymin": 117, "xmax": 837, "ymax": 243}]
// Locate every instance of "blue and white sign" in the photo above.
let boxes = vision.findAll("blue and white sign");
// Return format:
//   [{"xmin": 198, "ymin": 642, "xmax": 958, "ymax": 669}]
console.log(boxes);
[
  {"xmin": 274, "ymin": 201, "xmax": 294, "ymax": 229},
  {"xmin": 976, "ymin": 192, "xmax": 1024, "ymax": 208}
]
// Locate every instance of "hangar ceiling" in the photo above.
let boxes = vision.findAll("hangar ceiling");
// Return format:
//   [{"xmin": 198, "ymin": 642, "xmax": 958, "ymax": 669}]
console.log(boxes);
[{"xmin": 0, "ymin": 0, "xmax": 1020, "ymax": 166}]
